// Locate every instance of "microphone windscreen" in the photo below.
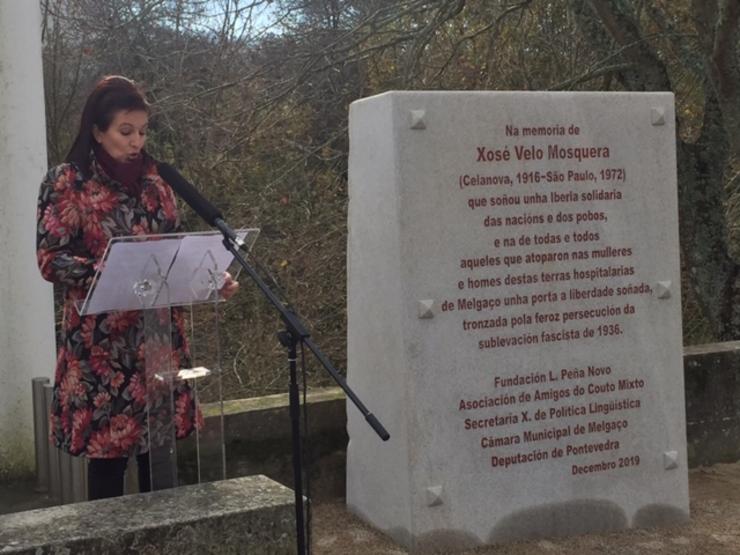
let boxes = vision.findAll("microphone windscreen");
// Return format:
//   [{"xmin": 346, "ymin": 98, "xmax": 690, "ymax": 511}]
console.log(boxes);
[{"xmin": 157, "ymin": 162, "xmax": 223, "ymax": 225}]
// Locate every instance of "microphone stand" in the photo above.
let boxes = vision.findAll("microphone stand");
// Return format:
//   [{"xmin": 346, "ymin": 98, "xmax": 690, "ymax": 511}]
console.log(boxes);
[{"xmin": 218, "ymin": 230, "xmax": 390, "ymax": 555}]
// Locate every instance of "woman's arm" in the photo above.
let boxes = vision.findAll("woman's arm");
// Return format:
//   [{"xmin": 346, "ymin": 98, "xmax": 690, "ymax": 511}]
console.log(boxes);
[{"xmin": 36, "ymin": 165, "xmax": 97, "ymax": 288}]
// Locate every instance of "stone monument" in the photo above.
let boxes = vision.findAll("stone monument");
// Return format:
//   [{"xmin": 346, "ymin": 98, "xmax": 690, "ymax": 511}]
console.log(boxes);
[{"xmin": 346, "ymin": 91, "xmax": 689, "ymax": 552}]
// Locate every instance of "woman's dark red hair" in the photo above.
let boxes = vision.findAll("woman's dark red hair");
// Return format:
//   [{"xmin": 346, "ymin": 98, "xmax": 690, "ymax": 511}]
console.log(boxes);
[{"xmin": 65, "ymin": 75, "xmax": 150, "ymax": 175}]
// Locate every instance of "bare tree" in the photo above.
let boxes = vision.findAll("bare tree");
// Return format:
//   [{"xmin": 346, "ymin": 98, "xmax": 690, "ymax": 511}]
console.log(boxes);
[{"xmin": 40, "ymin": 0, "xmax": 740, "ymax": 397}]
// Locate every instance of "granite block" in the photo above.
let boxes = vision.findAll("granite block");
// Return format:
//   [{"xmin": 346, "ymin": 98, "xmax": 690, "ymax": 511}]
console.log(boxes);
[
  {"xmin": 346, "ymin": 91, "xmax": 689, "ymax": 551},
  {"xmin": 0, "ymin": 475, "xmax": 295, "ymax": 554}
]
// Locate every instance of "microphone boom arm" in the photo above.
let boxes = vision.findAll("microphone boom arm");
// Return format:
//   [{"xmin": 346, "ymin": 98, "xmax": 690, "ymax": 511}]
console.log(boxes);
[
  {"xmin": 222, "ymin": 231, "xmax": 390, "ymax": 441},
  {"xmin": 157, "ymin": 162, "xmax": 388, "ymax": 436}
]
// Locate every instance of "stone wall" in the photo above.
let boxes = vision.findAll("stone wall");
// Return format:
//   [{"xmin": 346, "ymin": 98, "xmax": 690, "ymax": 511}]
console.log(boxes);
[
  {"xmin": 0, "ymin": 475, "xmax": 294, "ymax": 554},
  {"xmin": 684, "ymin": 341, "xmax": 740, "ymax": 466},
  {"xmin": 178, "ymin": 388, "xmax": 348, "ymax": 499}
]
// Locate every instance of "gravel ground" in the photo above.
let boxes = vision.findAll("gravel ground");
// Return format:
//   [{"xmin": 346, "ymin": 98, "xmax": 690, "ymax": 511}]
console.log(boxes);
[{"xmin": 311, "ymin": 463, "xmax": 740, "ymax": 554}]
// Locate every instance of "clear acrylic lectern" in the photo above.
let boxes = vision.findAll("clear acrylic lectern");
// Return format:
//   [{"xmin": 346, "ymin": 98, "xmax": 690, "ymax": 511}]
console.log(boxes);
[{"xmin": 76, "ymin": 229, "xmax": 259, "ymax": 491}]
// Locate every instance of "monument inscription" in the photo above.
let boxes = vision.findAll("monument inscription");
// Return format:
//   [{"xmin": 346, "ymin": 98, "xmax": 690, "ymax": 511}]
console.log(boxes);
[
  {"xmin": 347, "ymin": 92, "xmax": 688, "ymax": 552},
  {"xmin": 453, "ymin": 118, "xmax": 648, "ymax": 478}
]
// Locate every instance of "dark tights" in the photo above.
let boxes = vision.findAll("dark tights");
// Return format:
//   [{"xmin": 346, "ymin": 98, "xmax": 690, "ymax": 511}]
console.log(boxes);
[
  {"xmin": 87, "ymin": 446, "xmax": 177, "ymax": 501},
  {"xmin": 88, "ymin": 453, "xmax": 149, "ymax": 500}
]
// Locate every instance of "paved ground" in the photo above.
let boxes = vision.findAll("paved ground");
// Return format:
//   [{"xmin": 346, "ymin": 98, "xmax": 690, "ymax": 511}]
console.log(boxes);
[
  {"xmin": 310, "ymin": 463, "xmax": 740, "ymax": 554},
  {"xmin": 4, "ymin": 464, "xmax": 740, "ymax": 553}
]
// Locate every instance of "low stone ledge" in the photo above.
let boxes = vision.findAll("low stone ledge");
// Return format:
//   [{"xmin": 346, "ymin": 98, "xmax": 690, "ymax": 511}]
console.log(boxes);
[
  {"xmin": 180, "ymin": 387, "xmax": 348, "ymax": 499},
  {"xmin": 685, "ymin": 341, "xmax": 740, "ymax": 466},
  {"xmin": 0, "ymin": 474, "xmax": 295, "ymax": 555},
  {"xmin": 208, "ymin": 388, "xmax": 346, "ymax": 442}
]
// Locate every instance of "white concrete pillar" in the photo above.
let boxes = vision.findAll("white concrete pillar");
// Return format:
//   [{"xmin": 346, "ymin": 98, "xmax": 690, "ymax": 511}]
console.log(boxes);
[{"xmin": 0, "ymin": 0, "xmax": 57, "ymax": 480}]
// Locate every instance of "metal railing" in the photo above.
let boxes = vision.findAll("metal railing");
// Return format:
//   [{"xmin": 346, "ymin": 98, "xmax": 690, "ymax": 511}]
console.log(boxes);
[{"xmin": 32, "ymin": 378, "xmax": 87, "ymax": 504}]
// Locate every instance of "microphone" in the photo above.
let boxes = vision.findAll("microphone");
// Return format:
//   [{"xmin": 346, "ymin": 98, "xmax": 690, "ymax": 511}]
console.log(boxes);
[{"xmin": 157, "ymin": 162, "xmax": 242, "ymax": 246}]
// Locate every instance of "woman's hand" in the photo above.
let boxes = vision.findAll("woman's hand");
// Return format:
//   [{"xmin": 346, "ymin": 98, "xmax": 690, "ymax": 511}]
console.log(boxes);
[{"xmin": 219, "ymin": 272, "xmax": 239, "ymax": 300}]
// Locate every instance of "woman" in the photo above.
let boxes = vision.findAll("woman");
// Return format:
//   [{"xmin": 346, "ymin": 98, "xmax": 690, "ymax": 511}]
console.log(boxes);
[{"xmin": 36, "ymin": 75, "xmax": 237, "ymax": 500}]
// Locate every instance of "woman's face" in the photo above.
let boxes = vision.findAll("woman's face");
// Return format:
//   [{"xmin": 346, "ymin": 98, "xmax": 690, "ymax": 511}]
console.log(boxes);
[{"xmin": 93, "ymin": 109, "xmax": 148, "ymax": 163}]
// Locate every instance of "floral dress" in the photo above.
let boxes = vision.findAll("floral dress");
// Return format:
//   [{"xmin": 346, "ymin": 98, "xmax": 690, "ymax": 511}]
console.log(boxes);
[{"xmin": 37, "ymin": 154, "xmax": 199, "ymax": 458}]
